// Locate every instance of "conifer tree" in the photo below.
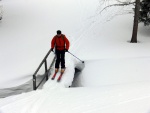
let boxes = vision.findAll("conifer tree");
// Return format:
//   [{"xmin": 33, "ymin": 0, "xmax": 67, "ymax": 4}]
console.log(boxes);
[{"xmin": 139, "ymin": 0, "xmax": 150, "ymax": 26}]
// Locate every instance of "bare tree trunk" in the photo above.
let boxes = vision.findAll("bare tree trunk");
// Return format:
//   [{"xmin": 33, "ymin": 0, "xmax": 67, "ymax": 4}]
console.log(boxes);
[{"xmin": 130, "ymin": 0, "xmax": 140, "ymax": 43}]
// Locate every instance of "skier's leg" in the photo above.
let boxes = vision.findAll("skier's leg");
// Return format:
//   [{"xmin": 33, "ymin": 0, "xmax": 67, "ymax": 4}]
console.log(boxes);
[
  {"xmin": 60, "ymin": 50, "xmax": 65, "ymax": 73},
  {"xmin": 55, "ymin": 50, "xmax": 61, "ymax": 71}
]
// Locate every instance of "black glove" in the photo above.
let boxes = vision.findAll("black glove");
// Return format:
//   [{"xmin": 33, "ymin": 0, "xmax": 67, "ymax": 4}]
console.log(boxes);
[
  {"xmin": 65, "ymin": 49, "xmax": 68, "ymax": 52},
  {"xmin": 51, "ymin": 48, "xmax": 53, "ymax": 51}
]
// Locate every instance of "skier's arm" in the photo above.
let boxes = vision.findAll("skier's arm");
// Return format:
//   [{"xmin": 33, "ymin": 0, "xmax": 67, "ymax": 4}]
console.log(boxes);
[
  {"xmin": 64, "ymin": 36, "xmax": 70, "ymax": 50},
  {"xmin": 51, "ymin": 37, "xmax": 56, "ymax": 49}
]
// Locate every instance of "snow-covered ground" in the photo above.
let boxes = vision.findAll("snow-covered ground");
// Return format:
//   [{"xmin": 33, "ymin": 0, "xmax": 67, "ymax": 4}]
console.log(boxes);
[{"xmin": 0, "ymin": 0, "xmax": 150, "ymax": 113}]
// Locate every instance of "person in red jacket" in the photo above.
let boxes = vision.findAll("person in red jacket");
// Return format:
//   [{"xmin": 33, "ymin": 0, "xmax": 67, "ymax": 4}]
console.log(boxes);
[{"xmin": 51, "ymin": 30, "xmax": 70, "ymax": 73}]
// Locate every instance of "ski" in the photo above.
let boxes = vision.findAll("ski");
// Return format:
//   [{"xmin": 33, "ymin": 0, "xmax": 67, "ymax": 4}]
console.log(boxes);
[
  {"xmin": 57, "ymin": 73, "xmax": 63, "ymax": 82},
  {"xmin": 57, "ymin": 68, "xmax": 66, "ymax": 82},
  {"xmin": 51, "ymin": 68, "xmax": 59, "ymax": 80},
  {"xmin": 51, "ymin": 72, "xmax": 57, "ymax": 80}
]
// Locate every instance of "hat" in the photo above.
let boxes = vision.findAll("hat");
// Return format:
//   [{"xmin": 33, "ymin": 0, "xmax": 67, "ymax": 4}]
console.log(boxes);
[{"xmin": 57, "ymin": 30, "xmax": 61, "ymax": 35}]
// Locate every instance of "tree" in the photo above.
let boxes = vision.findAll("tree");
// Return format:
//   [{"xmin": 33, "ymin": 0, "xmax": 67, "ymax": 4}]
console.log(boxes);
[
  {"xmin": 139, "ymin": 0, "xmax": 150, "ymax": 26},
  {"xmin": 131, "ymin": 0, "xmax": 140, "ymax": 43},
  {"xmin": 99, "ymin": 0, "xmax": 142, "ymax": 43},
  {"xmin": 0, "ymin": 2, "xmax": 2, "ymax": 20}
]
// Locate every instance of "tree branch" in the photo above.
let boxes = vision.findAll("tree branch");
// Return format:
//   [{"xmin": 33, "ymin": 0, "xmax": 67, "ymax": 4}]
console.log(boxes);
[{"xmin": 99, "ymin": 2, "xmax": 135, "ymax": 14}]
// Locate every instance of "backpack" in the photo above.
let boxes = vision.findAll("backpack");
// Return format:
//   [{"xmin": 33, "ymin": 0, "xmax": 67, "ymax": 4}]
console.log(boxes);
[{"xmin": 54, "ymin": 34, "xmax": 66, "ymax": 50}]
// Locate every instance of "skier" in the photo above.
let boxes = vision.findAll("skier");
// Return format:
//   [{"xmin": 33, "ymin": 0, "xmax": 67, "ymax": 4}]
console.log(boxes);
[{"xmin": 51, "ymin": 30, "xmax": 70, "ymax": 74}]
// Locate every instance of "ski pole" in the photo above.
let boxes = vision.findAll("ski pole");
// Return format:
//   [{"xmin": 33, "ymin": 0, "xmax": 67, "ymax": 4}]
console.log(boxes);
[{"xmin": 68, "ymin": 51, "xmax": 84, "ymax": 63}]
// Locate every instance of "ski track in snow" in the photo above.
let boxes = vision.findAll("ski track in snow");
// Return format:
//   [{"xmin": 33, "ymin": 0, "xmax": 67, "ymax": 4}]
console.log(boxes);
[{"xmin": 1, "ymin": 83, "xmax": 150, "ymax": 113}]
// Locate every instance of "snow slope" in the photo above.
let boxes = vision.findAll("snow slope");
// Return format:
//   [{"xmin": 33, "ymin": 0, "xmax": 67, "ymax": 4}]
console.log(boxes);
[{"xmin": 0, "ymin": 0, "xmax": 150, "ymax": 113}]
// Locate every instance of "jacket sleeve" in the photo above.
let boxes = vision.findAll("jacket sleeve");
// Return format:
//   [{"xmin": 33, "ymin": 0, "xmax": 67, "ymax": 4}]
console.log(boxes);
[
  {"xmin": 64, "ymin": 35, "xmax": 70, "ymax": 50},
  {"xmin": 51, "ymin": 36, "xmax": 56, "ymax": 49}
]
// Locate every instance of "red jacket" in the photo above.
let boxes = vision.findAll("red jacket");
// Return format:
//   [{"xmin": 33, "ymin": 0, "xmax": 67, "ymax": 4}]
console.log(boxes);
[{"xmin": 51, "ymin": 34, "xmax": 70, "ymax": 51}]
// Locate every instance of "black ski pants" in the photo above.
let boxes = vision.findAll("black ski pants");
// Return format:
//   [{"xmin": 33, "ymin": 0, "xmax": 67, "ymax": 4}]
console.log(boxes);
[{"xmin": 55, "ymin": 50, "xmax": 65, "ymax": 69}]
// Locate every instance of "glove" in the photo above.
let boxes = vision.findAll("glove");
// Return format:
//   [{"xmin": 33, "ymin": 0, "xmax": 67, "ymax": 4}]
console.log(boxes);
[
  {"xmin": 65, "ymin": 49, "xmax": 68, "ymax": 52},
  {"xmin": 51, "ymin": 48, "xmax": 53, "ymax": 51}
]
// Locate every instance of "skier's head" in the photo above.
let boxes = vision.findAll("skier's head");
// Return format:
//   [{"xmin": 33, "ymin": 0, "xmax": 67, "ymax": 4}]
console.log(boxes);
[{"xmin": 57, "ymin": 30, "xmax": 61, "ymax": 35}]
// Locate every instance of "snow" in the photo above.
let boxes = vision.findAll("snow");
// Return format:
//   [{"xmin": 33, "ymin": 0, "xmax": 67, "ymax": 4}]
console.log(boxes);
[{"xmin": 0, "ymin": 0, "xmax": 150, "ymax": 113}]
